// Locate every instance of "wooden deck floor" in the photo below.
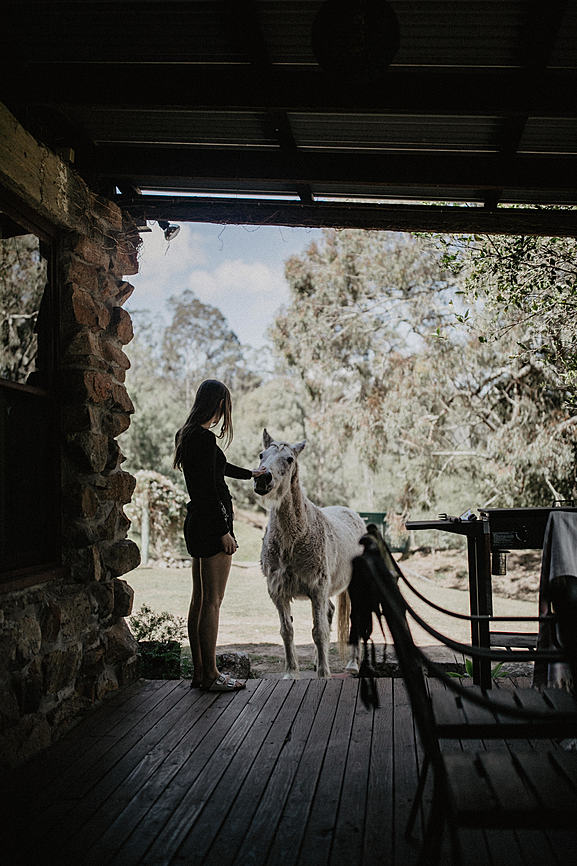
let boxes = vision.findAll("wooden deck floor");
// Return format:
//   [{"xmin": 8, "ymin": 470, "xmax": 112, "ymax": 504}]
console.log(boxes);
[{"xmin": 4, "ymin": 676, "xmax": 577, "ymax": 866}]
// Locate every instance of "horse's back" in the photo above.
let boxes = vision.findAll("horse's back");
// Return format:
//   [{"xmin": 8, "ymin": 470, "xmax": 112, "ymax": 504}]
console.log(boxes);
[{"xmin": 321, "ymin": 505, "xmax": 366, "ymax": 540}]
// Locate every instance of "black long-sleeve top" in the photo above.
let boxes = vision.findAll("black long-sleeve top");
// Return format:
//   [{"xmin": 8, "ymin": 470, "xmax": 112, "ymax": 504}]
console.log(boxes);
[{"xmin": 181, "ymin": 427, "xmax": 252, "ymax": 537}]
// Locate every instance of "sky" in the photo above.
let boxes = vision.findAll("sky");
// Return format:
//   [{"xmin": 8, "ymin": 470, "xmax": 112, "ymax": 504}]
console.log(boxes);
[{"xmin": 126, "ymin": 222, "xmax": 323, "ymax": 349}]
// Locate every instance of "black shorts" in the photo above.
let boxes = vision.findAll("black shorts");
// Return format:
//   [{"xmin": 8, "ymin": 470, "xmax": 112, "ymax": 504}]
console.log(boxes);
[{"xmin": 184, "ymin": 509, "xmax": 235, "ymax": 558}]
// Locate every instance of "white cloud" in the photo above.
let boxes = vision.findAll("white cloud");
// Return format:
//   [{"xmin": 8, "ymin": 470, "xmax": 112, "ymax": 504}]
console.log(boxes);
[
  {"xmin": 188, "ymin": 259, "xmax": 288, "ymax": 347},
  {"xmin": 128, "ymin": 225, "xmax": 209, "ymax": 308}
]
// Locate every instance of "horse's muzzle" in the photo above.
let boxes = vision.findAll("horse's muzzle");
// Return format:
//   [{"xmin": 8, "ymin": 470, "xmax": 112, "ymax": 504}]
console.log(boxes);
[{"xmin": 254, "ymin": 472, "xmax": 273, "ymax": 496}]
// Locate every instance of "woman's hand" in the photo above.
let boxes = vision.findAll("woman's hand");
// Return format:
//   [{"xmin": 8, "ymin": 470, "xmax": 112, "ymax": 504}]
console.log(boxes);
[
  {"xmin": 221, "ymin": 532, "xmax": 238, "ymax": 555},
  {"xmin": 251, "ymin": 468, "xmax": 267, "ymax": 478}
]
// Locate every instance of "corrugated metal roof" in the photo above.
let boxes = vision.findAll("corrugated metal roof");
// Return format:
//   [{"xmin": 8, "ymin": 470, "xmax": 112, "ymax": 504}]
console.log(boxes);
[{"xmin": 2, "ymin": 0, "xmax": 576, "ymax": 234}]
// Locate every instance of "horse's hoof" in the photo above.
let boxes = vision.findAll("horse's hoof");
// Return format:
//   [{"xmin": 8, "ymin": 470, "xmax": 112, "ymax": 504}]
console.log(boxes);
[
  {"xmin": 283, "ymin": 672, "xmax": 299, "ymax": 680},
  {"xmin": 345, "ymin": 660, "xmax": 360, "ymax": 674}
]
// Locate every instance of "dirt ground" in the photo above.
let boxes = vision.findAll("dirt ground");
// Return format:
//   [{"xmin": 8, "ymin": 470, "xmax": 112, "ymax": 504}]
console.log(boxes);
[
  {"xmin": 211, "ymin": 547, "xmax": 542, "ymax": 678},
  {"xmin": 133, "ymin": 545, "xmax": 543, "ymax": 679},
  {"xmin": 399, "ymin": 547, "xmax": 542, "ymax": 602}
]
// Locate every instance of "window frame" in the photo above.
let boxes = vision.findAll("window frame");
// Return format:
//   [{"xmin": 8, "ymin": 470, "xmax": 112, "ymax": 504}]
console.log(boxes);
[{"xmin": 0, "ymin": 194, "xmax": 64, "ymax": 591}]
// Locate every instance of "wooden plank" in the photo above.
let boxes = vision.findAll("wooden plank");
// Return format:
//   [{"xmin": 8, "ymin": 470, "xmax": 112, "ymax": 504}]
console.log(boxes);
[
  {"xmin": 127, "ymin": 678, "xmax": 285, "ymax": 865},
  {"xmin": 198, "ymin": 679, "xmax": 325, "ymax": 866},
  {"xmin": 7, "ymin": 679, "xmax": 168, "ymax": 801},
  {"xmin": 513, "ymin": 752, "xmax": 577, "ymax": 821},
  {"xmin": 362, "ymin": 678, "xmax": 394, "ymax": 866},
  {"xmin": 445, "ymin": 753, "xmax": 499, "ymax": 819},
  {"xmin": 295, "ymin": 679, "xmax": 359, "ymax": 866},
  {"xmin": 543, "ymin": 688, "xmax": 577, "ymax": 713},
  {"xmin": 61, "ymin": 686, "xmax": 249, "ymax": 864},
  {"xmin": 17, "ymin": 678, "xmax": 188, "ymax": 846},
  {"xmin": 391, "ymin": 678, "xmax": 423, "ymax": 866},
  {"xmin": 477, "ymin": 752, "xmax": 539, "ymax": 816},
  {"xmin": 265, "ymin": 679, "xmax": 343, "ymax": 866},
  {"xmin": 329, "ymin": 682, "xmax": 375, "ymax": 866},
  {"xmin": 20, "ymin": 683, "xmax": 209, "ymax": 861}
]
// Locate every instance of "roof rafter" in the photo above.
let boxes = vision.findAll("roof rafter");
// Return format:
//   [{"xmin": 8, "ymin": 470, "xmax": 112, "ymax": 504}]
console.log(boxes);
[
  {"xmin": 4, "ymin": 66, "xmax": 577, "ymax": 117},
  {"xmin": 120, "ymin": 195, "xmax": 577, "ymax": 238},
  {"xmin": 94, "ymin": 147, "xmax": 577, "ymax": 196}
]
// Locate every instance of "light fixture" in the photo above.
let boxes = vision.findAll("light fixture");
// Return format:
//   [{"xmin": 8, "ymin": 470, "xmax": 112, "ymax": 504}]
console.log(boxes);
[{"xmin": 157, "ymin": 220, "xmax": 181, "ymax": 242}]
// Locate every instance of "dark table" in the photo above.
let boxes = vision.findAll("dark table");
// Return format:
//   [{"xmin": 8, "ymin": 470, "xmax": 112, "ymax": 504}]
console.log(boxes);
[{"xmin": 406, "ymin": 507, "xmax": 577, "ymax": 689}]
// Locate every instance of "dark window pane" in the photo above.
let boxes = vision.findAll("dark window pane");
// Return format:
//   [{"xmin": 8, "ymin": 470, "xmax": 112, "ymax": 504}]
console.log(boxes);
[
  {"xmin": 0, "ymin": 387, "xmax": 60, "ymax": 571},
  {"xmin": 0, "ymin": 230, "xmax": 49, "ymax": 385}
]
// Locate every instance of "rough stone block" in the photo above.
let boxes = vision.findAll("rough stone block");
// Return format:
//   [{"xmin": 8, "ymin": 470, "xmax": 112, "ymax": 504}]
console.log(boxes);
[
  {"xmin": 112, "ymin": 243, "xmax": 139, "ymax": 277},
  {"xmin": 14, "ymin": 611, "xmax": 42, "ymax": 664},
  {"xmin": 70, "ymin": 287, "xmax": 111, "ymax": 330},
  {"xmin": 91, "ymin": 195, "xmax": 123, "ymax": 234},
  {"xmin": 0, "ymin": 714, "xmax": 52, "ymax": 769},
  {"xmin": 108, "ymin": 307, "xmax": 134, "ymax": 344},
  {"xmin": 72, "ymin": 236, "xmax": 111, "ymax": 269},
  {"xmin": 111, "ymin": 382, "xmax": 134, "ymax": 414},
  {"xmin": 59, "ymin": 591, "xmax": 93, "ymax": 642},
  {"xmin": 63, "ymin": 481, "xmax": 100, "ymax": 520},
  {"xmin": 43, "ymin": 646, "xmax": 82, "ymax": 696},
  {"xmin": 101, "ymin": 337, "xmax": 131, "ymax": 372},
  {"xmin": 101, "ymin": 410, "xmax": 131, "ymax": 437},
  {"xmin": 13, "ymin": 658, "xmax": 43, "ymax": 714},
  {"xmin": 66, "ymin": 255, "xmax": 101, "ymax": 294},
  {"xmin": 104, "ymin": 438, "xmax": 124, "ymax": 474},
  {"xmin": 95, "ymin": 667, "xmax": 119, "ymax": 700},
  {"xmin": 106, "ymin": 620, "xmax": 139, "ymax": 664},
  {"xmin": 62, "ymin": 517, "xmax": 100, "ymax": 548},
  {"xmin": 39, "ymin": 601, "xmax": 62, "ymax": 644},
  {"xmin": 62, "ymin": 544, "xmax": 102, "ymax": 584},
  {"xmin": 65, "ymin": 431, "xmax": 109, "ymax": 472},
  {"xmin": 118, "ymin": 655, "xmax": 140, "ymax": 686},
  {"xmin": 114, "ymin": 280, "xmax": 135, "ymax": 307},
  {"xmin": 0, "ymin": 677, "xmax": 21, "ymax": 728},
  {"xmin": 102, "ymin": 539, "xmax": 141, "ymax": 578},
  {"xmin": 215, "ymin": 651, "xmax": 251, "ymax": 680},
  {"xmin": 89, "ymin": 581, "xmax": 115, "ymax": 620},
  {"xmin": 62, "ymin": 329, "xmax": 102, "ymax": 362},
  {"xmin": 84, "ymin": 370, "xmax": 114, "ymax": 404},
  {"xmin": 61, "ymin": 404, "xmax": 99, "ymax": 434},
  {"xmin": 99, "ymin": 470, "xmax": 136, "ymax": 505},
  {"xmin": 113, "ymin": 578, "xmax": 134, "ymax": 618}
]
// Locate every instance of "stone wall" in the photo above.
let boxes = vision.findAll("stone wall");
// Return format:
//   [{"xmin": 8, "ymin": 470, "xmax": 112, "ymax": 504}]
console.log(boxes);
[{"xmin": 0, "ymin": 103, "xmax": 142, "ymax": 767}]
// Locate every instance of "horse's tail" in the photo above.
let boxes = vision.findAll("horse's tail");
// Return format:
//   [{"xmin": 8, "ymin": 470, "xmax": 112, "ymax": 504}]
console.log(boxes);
[{"xmin": 337, "ymin": 589, "xmax": 351, "ymax": 658}]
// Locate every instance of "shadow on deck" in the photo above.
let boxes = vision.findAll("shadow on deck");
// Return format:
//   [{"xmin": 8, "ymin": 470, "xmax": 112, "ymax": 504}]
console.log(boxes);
[{"xmin": 4, "ymin": 676, "xmax": 577, "ymax": 865}]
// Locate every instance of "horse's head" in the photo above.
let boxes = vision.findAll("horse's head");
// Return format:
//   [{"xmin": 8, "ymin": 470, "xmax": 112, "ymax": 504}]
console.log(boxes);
[{"xmin": 254, "ymin": 428, "xmax": 305, "ymax": 500}]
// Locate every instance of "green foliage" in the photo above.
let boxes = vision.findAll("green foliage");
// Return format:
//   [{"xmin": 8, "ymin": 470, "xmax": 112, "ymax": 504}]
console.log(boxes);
[
  {"xmin": 437, "ymin": 229, "xmax": 577, "ymax": 406},
  {"xmin": 125, "ymin": 470, "xmax": 188, "ymax": 559},
  {"xmin": 0, "ymin": 233, "xmax": 48, "ymax": 383},
  {"xmin": 447, "ymin": 658, "xmax": 508, "ymax": 680},
  {"xmin": 162, "ymin": 289, "xmax": 261, "ymax": 405},
  {"xmin": 129, "ymin": 603, "xmax": 186, "ymax": 643}
]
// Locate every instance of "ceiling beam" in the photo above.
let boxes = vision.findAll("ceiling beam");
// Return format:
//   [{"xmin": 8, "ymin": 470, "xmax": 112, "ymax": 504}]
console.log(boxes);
[
  {"xmin": 221, "ymin": 0, "xmax": 313, "ymax": 204},
  {"xmin": 498, "ymin": 1, "xmax": 569, "ymax": 158},
  {"xmin": 120, "ymin": 196, "xmax": 577, "ymax": 238},
  {"xmin": 3, "ymin": 66, "xmax": 577, "ymax": 117},
  {"xmin": 93, "ymin": 147, "xmax": 577, "ymax": 194}
]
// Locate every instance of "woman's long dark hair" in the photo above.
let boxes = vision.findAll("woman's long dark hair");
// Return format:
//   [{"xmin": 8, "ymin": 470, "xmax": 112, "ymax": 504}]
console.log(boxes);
[{"xmin": 174, "ymin": 379, "xmax": 233, "ymax": 470}]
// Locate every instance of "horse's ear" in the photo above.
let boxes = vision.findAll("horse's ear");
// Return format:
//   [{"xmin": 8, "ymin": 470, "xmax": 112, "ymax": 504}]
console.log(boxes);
[
  {"xmin": 263, "ymin": 428, "xmax": 273, "ymax": 449},
  {"xmin": 292, "ymin": 440, "xmax": 306, "ymax": 455}
]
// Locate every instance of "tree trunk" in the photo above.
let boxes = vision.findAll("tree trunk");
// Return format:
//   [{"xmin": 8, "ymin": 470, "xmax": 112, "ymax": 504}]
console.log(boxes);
[{"xmin": 141, "ymin": 488, "xmax": 150, "ymax": 566}]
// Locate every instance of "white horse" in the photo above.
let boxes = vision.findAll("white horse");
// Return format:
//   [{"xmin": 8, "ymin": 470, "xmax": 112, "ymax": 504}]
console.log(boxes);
[{"xmin": 254, "ymin": 429, "xmax": 365, "ymax": 678}]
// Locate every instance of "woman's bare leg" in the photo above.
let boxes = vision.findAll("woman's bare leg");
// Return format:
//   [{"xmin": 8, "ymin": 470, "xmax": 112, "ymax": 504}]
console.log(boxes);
[
  {"xmin": 198, "ymin": 552, "xmax": 232, "ymax": 686},
  {"xmin": 188, "ymin": 558, "xmax": 203, "ymax": 684}
]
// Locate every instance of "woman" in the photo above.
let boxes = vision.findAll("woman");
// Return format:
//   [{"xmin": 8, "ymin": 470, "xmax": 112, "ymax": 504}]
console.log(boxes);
[{"xmin": 174, "ymin": 379, "xmax": 263, "ymax": 692}]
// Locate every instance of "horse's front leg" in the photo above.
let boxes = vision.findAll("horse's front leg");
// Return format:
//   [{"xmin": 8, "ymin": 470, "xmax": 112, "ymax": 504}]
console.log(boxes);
[
  {"xmin": 274, "ymin": 597, "xmax": 299, "ymax": 679},
  {"xmin": 310, "ymin": 589, "xmax": 331, "ymax": 678}
]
